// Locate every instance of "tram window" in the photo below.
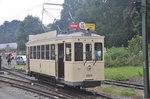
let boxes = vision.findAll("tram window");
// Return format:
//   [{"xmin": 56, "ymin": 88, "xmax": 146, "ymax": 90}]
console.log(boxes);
[
  {"xmin": 41, "ymin": 45, "xmax": 45, "ymax": 59},
  {"xmin": 86, "ymin": 44, "xmax": 92, "ymax": 61},
  {"xmin": 94, "ymin": 43, "xmax": 103, "ymax": 61},
  {"xmin": 46, "ymin": 45, "xmax": 50, "ymax": 60},
  {"xmin": 75, "ymin": 43, "xmax": 83, "ymax": 61},
  {"xmin": 30, "ymin": 47, "xmax": 33, "ymax": 59},
  {"xmin": 65, "ymin": 43, "xmax": 71, "ymax": 61},
  {"xmin": 37, "ymin": 46, "xmax": 40, "ymax": 59},
  {"xmin": 33, "ymin": 46, "xmax": 36, "ymax": 59},
  {"xmin": 51, "ymin": 44, "xmax": 55, "ymax": 60}
]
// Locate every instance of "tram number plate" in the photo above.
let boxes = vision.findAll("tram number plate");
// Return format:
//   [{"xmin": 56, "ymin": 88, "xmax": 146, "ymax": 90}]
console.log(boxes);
[{"xmin": 86, "ymin": 74, "xmax": 92, "ymax": 77}]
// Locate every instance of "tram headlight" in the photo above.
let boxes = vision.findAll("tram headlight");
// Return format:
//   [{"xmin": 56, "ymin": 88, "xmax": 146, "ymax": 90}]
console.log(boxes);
[{"xmin": 87, "ymin": 65, "xmax": 92, "ymax": 71}]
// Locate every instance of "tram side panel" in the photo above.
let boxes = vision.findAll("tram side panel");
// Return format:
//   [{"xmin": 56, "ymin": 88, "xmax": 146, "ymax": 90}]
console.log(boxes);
[{"xmin": 64, "ymin": 62, "xmax": 104, "ymax": 87}]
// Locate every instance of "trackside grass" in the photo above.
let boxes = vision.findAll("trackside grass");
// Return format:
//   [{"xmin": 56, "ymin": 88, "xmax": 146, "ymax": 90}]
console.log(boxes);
[
  {"xmin": 15, "ymin": 65, "xmax": 27, "ymax": 70},
  {"xmin": 105, "ymin": 66, "xmax": 144, "ymax": 81}
]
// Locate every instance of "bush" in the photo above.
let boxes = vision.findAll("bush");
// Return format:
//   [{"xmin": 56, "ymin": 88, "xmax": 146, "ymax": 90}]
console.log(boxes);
[
  {"xmin": 128, "ymin": 35, "xmax": 142, "ymax": 55},
  {"xmin": 105, "ymin": 35, "xmax": 143, "ymax": 67},
  {"xmin": 127, "ymin": 35, "xmax": 142, "ymax": 66},
  {"xmin": 105, "ymin": 47, "xmax": 129, "ymax": 67}
]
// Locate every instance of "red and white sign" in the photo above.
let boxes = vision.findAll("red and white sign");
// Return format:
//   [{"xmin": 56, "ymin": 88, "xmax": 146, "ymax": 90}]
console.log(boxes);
[
  {"xmin": 68, "ymin": 23, "xmax": 80, "ymax": 29},
  {"xmin": 68, "ymin": 22, "xmax": 95, "ymax": 30}
]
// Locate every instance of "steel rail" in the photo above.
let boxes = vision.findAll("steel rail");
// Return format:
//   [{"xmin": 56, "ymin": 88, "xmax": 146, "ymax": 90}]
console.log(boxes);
[{"xmin": 104, "ymin": 79, "xmax": 144, "ymax": 90}]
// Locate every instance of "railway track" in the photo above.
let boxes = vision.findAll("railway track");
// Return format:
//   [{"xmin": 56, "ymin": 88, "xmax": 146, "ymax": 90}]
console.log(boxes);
[
  {"xmin": 2, "ymin": 67, "xmax": 116, "ymax": 99},
  {"xmin": 104, "ymin": 79, "xmax": 144, "ymax": 90},
  {"xmin": 2, "ymin": 69, "xmax": 85, "ymax": 98},
  {"xmin": 0, "ymin": 75, "xmax": 75, "ymax": 99}
]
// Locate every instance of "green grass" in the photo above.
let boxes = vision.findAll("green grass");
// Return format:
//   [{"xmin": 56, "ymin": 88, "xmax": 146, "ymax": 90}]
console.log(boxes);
[
  {"xmin": 102, "ymin": 85, "xmax": 116, "ymax": 93},
  {"xmin": 120, "ymin": 88, "xmax": 137, "ymax": 96},
  {"xmin": 105, "ymin": 66, "xmax": 143, "ymax": 81},
  {"xmin": 101, "ymin": 86, "xmax": 137, "ymax": 96}
]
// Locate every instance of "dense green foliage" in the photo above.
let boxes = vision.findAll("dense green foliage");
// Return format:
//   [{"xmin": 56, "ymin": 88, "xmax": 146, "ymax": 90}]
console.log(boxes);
[
  {"xmin": 105, "ymin": 47, "xmax": 129, "ymax": 67},
  {"xmin": 16, "ymin": 15, "xmax": 45, "ymax": 51},
  {"xmin": 0, "ymin": 20, "xmax": 21, "ymax": 43},
  {"xmin": 52, "ymin": 0, "xmax": 150, "ymax": 47},
  {"xmin": 105, "ymin": 35, "xmax": 142, "ymax": 67}
]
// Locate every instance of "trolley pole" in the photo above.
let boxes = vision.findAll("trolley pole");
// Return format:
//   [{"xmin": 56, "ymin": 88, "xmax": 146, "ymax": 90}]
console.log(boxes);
[{"xmin": 142, "ymin": 0, "xmax": 150, "ymax": 98}]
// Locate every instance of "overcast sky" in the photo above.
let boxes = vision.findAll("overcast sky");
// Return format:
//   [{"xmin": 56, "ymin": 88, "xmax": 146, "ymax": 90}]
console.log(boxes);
[{"xmin": 0, "ymin": 0, "xmax": 64, "ymax": 25}]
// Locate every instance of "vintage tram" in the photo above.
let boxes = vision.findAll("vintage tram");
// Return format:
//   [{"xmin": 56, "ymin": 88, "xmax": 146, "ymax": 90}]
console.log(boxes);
[{"xmin": 26, "ymin": 30, "xmax": 104, "ymax": 88}]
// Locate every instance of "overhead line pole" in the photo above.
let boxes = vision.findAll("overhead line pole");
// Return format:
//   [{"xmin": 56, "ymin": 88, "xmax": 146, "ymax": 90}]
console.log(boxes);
[{"xmin": 142, "ymin": 0, "xmax": 150, "ymax": 98}]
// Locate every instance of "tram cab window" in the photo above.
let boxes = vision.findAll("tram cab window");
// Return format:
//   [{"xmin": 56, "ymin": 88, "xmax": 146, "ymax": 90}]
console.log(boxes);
[
  {"xmin": 65, "ymin": 43, "xmax": 71, "ymax": 61},
  {"xmin": 86, "ymin": 44, "xmax": 92, "ymax": 61},
  {"xmin": 41, "ymin": 45, "xmax": 45, "ymax": 59},
  {"xmin": 51, "ymin": 44, "xmax": 55, "ymax": 60},
  {"xmin": 37, "ymin": 46, "xmax": 40, "ymax": 59},
  {"xmin": 30, "ymin": 47, "xmax": 33, "ymax": 59},
  {"xmin": 46, "ymin": 45, "xmax": 50, "ymax": 60},
  {"xmin": 33, "ymin": 46, "xmax": 36, "ymax": 59},
  {"xmin": 94, "ymin": 43, "xmax": 103, "ymax": 61},
  {"xmin": 75, "ymin": 43, "xmax": 83, "ymax": 61}
]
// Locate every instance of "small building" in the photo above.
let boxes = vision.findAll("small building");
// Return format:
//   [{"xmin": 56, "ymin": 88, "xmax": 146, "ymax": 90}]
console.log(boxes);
[{"xmin": 0, "ymin": 43, "xmax": 18, "ymax": 58}]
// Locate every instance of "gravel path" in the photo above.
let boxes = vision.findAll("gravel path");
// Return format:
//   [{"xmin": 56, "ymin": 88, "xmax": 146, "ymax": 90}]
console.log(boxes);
[{"xmin": 0, "ymin": 83, "xmax": 48, "ymax": 99}]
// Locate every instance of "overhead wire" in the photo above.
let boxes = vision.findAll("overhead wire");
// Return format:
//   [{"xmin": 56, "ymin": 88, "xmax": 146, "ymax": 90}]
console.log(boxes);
[{"xmin": 1, "ymin": 0, "xmax": 56, "ymax": 24}]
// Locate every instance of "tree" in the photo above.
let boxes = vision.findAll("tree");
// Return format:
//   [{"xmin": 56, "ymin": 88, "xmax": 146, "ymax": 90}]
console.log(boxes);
[
  {"xmin": 16, "ymin": 15, "xmax": 45, "ymax": 51},
  {"xmin": 0, "ymin": 20, "xmax": 21, "ymax": 43},
  {"xmin": 52, "ymin": 0, "xmax": 146, "ymax": 47},
  {"xmin": 75, "ymin": 0, "xmax": 136, "ymax": 47},
  {"xmin": 51, "ymin": 0, "xmax": 83, "ymax": 31}
]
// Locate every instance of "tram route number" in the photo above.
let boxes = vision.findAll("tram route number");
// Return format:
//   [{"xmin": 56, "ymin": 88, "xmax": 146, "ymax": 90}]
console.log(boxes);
[{"xmin": 86, "ymin": 74, "xmax": 93, "ymax": 77}]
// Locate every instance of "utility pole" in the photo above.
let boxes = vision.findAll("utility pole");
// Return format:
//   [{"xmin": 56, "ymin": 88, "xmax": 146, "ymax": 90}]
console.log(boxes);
[{"xmin": 142, "ymin": 0, "xmax": 150, "ymax": 98}]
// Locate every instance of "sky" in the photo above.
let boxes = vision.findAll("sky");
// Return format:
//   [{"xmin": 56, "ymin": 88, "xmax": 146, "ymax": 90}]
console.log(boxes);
[{"xmin": 0, "ymin": 0, "xmax": 64, "ymax": 25}]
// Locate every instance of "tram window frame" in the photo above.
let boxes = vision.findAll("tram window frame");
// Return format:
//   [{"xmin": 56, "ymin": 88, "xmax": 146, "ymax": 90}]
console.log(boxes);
[
  {"xmin": 41, "ymin": 45, "xmax": 45, "ymax": 59},
  {"xmin": 86, "ymin": 44, "xmax": 92, "ymax": 61},
  {"xmin": 51, "ymin": 44, "xmax": 55, "ymax": 60},
  {"xmin": 65, "ymin": 43, "xmax": 71, "ymax": 61},
  {"xmin": 30, "ymin": 47, "xmax": 33, "ymax": 59},
  {"xmin": 37, "ymin": 46, "xmax": 40, "ymax": 59},
  {"xmin": 75, "ymin": 43, "xmax": 83, "ymax": 61},
  {"xmin": 33, "ymin": 46, "xmax": 36, "ymax": 59},
  {"xmin": 46, "ymin": 45, "xmax": 50, "ymax": 60},
  {"xmin": 94, "ymin": 43, "xmax": 103, "ymax": 61}
]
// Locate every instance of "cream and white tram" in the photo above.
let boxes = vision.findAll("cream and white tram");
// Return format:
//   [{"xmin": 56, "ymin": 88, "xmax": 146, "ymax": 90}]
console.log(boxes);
[{"xmin": 26, "ymin": 30, "xmax": 104, "ymax": 88}]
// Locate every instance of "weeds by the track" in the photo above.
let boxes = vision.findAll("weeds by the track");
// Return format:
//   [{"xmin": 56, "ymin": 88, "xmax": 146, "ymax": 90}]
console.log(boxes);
[{"xmin": 105, "ymin": 66, "xmax": 143, "ymax": 81}]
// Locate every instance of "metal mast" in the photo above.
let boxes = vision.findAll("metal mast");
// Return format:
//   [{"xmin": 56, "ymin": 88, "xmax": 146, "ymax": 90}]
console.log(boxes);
[{"xmin": 142, "ymin": 0, "xmax": 150, "ymax": 98}]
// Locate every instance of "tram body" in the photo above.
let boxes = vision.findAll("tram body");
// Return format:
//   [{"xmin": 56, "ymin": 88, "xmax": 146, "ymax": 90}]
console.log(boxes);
[{"xmin": 26, "ymin": 31, "xmax": 104, "ymax": 87}]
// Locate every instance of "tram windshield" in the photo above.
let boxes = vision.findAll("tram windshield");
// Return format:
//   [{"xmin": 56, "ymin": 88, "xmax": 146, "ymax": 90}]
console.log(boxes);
[
  {"xmin": 86, "ymin": 44, "xmax": 92, "ymax": 61},
  {"xmin": 94, "ymin": 43, "xmax": 103, "ymax": 61},
  {"xmin": 75, "ymin": 43, "xmax": 83, "ymax": 61}
]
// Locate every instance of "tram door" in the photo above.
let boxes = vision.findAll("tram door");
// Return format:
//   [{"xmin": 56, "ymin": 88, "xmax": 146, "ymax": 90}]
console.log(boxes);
[{"xmin": 58, "ymin": 44, "xmax": 64, "ymax": 78}]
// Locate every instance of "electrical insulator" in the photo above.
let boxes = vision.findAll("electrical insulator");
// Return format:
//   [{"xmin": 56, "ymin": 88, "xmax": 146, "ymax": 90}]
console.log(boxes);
[{"xmin": 132, "ymin": 0, "xmax": 141, "ymax": 12}]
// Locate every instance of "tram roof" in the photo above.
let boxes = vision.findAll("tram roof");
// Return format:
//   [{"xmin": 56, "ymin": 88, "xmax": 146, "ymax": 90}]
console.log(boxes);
[
  {"xmin": 27, "ymin": 31, "xmax": 104, "ymax": 43},
  {"xmin": 57, "ymin": 32, "xmax": 100, "ymax": 37}
]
